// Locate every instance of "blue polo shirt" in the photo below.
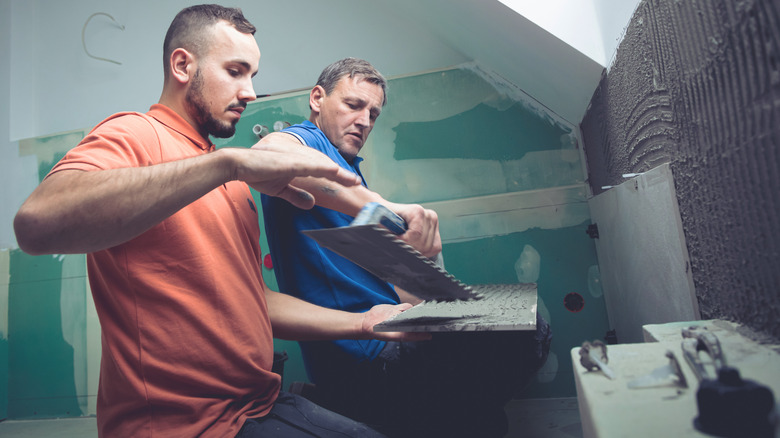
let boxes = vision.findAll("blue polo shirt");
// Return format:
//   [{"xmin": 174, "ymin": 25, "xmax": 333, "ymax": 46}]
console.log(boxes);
[{"xmin": 260, "ymin": 120, "xmax": 399, "ymax": 383}]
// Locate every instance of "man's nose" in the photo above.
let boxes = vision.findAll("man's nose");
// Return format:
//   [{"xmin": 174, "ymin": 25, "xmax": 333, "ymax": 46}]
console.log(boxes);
[
  {"xmin": 239, "ymin": 79, "xmax": 256, "ymax": 102},
  {"xmin": 355, "ymin": 108, "xmax": 371, "ymax": 127}
]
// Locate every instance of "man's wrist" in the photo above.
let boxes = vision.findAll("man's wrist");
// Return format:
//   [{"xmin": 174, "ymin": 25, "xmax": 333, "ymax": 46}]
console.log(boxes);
[{"xmin": 211, "ymin": 147, "xmax": 239, "ymax": 183}]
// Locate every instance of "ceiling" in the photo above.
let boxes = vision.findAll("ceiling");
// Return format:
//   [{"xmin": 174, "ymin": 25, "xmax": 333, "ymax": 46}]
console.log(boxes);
[{"xmin": 380, "ymin": 0, "xmax": 606, "ymax": 127}]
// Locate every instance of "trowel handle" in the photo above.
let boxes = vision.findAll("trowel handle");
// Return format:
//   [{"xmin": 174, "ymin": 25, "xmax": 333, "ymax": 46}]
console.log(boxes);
[
  {"xmin": 352, "ymin": 202, "xmax": 408, "ymax": 235},
  {"xmin": 682, "ymin": 338, "xmax": 708, "ymax": 382},
  {"xmin": 353, "ymin": 202, "xmax": 445, "ymax": 269},
  {"xmin": 681, "ymin": 327, "xmax": 728, "ymax": 377},
  {"xmin": 697, "ymin": 332, "xmax": 727, "ymax": 370}
]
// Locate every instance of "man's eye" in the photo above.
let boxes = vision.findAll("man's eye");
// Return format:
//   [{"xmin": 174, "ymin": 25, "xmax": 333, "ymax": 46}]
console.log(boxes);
[{"xmin": 228, "ymin": 69, "xmax": 240, "ymax": 77}]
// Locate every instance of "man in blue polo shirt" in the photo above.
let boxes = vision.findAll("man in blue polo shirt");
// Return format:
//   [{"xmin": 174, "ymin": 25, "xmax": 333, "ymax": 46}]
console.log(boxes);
[{"xmin": 261, "ymin": 58, "xmax": 551, "ymax": 438}]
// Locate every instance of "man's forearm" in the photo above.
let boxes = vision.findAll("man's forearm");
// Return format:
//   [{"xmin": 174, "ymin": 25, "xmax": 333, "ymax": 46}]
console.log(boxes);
[
  {"xmin": 291, "ymin": 176, "xmax": 443, "ymax": 258},
  {"xmin": 14, "ymin": 150, "xmax": 232, "ymax": 255},
  {"xmin": 266, "ymin": 289, "xmax": 364, "ymax": 340},
  {"xmin": 15, "ymin": 136, "xmax": 364, "ymax": 256},
  {"xmin": 394, "ymin": 286, "xmax": 424, "ymax": 305},
  {"xmin": 266, "ymin": 289, "xmax": 426, "ymax": 342},
  {"xmin": 292, "ymin": 175, "xmax": 385, "ymax": 216}
]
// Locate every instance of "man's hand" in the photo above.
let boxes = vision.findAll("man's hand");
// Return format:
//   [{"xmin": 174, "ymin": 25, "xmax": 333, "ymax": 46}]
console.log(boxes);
[
  {"xmin": 234, "ymin": 132, "xmax": 361, "ymax": 209},
  {"xmin": 390, "ymin": 203, "xmax": 442, "ymax": 258},
  {"xmin": 361, "ymin": 303, "xmax": 431, "ymax": 341}
]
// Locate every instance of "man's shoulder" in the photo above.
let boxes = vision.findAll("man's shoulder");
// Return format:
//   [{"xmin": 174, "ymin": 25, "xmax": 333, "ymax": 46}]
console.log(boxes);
[
  {"xmin": 284, "ymin": 121, "xmax": 333, "ymax": 151},
  {"xmin": 94, "ymin": 111, "xmax": 159, "ymax": 130},
  {"xmin": 88, "ymin": 111, "xmax": 161, "ymax": 138}
]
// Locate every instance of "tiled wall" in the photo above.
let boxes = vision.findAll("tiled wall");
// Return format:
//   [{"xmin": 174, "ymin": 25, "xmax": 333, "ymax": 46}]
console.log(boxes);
[{"xmin": 581, "ymin": 0, "xmax": 780, "ymax": 341}]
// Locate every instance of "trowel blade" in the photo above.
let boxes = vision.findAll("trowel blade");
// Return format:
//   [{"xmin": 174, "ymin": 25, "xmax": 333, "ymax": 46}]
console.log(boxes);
[{"xmin": 627, "ymin": 364, "xmax": 681, "ymax": 389}]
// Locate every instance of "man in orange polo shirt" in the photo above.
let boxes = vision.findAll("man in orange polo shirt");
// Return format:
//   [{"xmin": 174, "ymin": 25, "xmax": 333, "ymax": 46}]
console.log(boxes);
[{"xmin": 13, "ymin": 5, "xmax": 433, "ymax": 437}]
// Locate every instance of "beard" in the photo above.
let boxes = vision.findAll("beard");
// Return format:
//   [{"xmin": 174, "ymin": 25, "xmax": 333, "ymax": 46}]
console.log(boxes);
[{"xmin": 186, "ymin": 69, "xmax": 243, "ymax": 139}]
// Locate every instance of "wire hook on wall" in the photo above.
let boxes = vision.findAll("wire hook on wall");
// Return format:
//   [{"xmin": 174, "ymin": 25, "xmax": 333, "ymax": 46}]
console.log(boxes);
[{"xmin": 82, "ymin": 12, "xmax": 125, "ymax": 65}]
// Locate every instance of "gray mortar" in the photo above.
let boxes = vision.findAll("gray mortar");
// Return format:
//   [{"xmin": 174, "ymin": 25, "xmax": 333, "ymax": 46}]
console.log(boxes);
[{"xmin": 581, "ymin": 0, "xmax": 780, "ymax": 341}]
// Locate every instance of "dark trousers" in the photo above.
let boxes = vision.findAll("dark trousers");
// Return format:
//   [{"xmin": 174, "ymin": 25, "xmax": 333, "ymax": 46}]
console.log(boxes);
[
  {"xmin": 236, "ymin": 392, "xmax": 386, "ymax": 437},
  {"xmin": 314, "ymin": 315, "xmax": 553, "ymax": 438}
]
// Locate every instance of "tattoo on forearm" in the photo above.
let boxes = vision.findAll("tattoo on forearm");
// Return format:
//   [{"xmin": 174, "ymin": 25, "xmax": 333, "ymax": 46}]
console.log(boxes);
[{"xmin": 320, "ymin": 186, "xmax": 338, "ymax": 196}]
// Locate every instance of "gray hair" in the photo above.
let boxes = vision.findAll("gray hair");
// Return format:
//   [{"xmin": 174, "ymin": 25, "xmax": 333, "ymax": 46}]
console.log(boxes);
[{"xmin": 316, "ymin": 58, "xmax": 387, "ymax": 106}]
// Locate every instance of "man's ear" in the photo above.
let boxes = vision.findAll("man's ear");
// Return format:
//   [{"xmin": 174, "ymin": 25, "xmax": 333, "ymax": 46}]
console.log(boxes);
[
  {"xmin": 309, "ymin": 85, "xmax": 326, "ymax": 113},
  {"xmin": 170, "ymin": 48, "xmax": 196, "ymax": 84}
]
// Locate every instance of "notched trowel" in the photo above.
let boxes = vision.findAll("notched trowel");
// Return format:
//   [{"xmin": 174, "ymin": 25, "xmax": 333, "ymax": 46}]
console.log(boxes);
[
  {"xmin": 351, "ymin": 202, "xmax": 446, "ymax": 269},
  {"xmin": 303, "ymin": 202, "xmax": 478, "ymax": 301}
]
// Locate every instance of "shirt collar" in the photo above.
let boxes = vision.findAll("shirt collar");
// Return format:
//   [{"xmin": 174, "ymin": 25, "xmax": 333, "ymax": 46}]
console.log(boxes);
[
  {"xmin": 301, "ymin": 120, "xmax": 365, "ymax": 167},
  {"xmin": 147, "ymin": 104, "xmax": 214, "ymax": 151}
]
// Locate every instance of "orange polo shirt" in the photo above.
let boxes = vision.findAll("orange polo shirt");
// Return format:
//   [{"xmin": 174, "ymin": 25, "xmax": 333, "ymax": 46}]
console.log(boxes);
[{"xmin": 50, "ymin": 104, "xmax": 280, "ymax": 437}]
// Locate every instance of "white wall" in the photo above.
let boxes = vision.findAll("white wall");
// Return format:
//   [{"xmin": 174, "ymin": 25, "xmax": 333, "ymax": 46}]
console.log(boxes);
[
  {"xmin": 499, "ymin": 0, "xmax": 640, "ymax": 67},
  {"xmin": 2, "ymin": 0, "xmax": 39, "ymax": 249},
  {"xmin": 8, "ymin": 0, "xmax": 470, "ymax": 141},
  {"xmin": 591, "ymin": 0, "xmax": 643, "ymax": 68}
]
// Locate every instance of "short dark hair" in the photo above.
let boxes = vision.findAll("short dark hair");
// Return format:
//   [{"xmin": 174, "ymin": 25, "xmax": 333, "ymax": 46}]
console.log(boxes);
[
  {"xmin": 316, "ymin": 58, "xmax": 388, "ymax": 106},
  {"xmin": 163, "ymin": 4, "xmax": 256, "ymax": 78}
]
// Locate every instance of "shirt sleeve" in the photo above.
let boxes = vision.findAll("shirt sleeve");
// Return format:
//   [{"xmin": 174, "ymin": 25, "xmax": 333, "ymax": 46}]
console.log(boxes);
[
  {"xmin": 49, "ymin": 112, "xmax": 162, "ymax": 177},
  {"xmin": 282, "ymin": 124, "xmax": 328, "ymax": 153},
  {"xmin": 282, "ymin": 130, "xmax": 305, "ymax": 145}
]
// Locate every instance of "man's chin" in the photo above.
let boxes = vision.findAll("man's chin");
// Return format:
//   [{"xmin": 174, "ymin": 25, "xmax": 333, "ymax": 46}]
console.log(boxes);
[
  {"xmin": 211, "ymin": 130, "xmax": 236, "ymax": 139},
  {"xmin": 338, "ymin": 141, "xmax": 363, "ymax": 160},
  {"xmin": 338, "ymin": 149, "xmax": 359, "ymax": 162},
  {"xmin": 208, "ymin": 122, "xmax": 238, "ymax": 139}
]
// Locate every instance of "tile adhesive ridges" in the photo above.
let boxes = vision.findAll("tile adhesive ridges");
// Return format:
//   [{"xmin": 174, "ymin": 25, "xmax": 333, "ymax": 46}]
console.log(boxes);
[{"xmin": 580, "ymin": 0, "xmax": 780, "ymax": 341}]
